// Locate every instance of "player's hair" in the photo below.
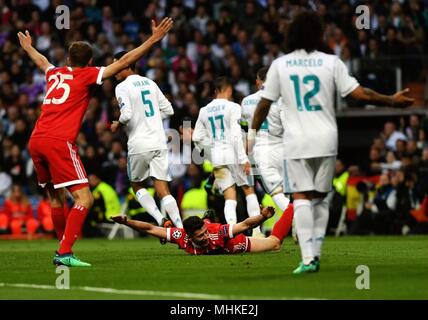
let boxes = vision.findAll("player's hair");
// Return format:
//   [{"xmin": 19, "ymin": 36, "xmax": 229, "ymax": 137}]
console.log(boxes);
[
  {"xmin": 214, "ymin": 76, "xmax": 233, "ymax": 93},
  {"xmin": 257, "ymin": 67, "xmax": 269, "ymax": 82},
  {"xmin": 113, "ymin": 51, "xmax": 136, "ymax": 71},
  {"xmin": 286, "ymin": 11, "xmax": 323, "ymax": 53},
  {"xmin": 183, "ymin": 216, "xmax": 205, "ymax": 237},
  {"xmin": 68, "ymin": 41, "xmax": 93, "ymax": 67}
]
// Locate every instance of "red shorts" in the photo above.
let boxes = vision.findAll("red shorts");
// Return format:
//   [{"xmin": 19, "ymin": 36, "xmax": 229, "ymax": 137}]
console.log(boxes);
[
  {"xmin": 225, "ymin": 234, "xmax": 251, "ymax": 254},
  {"xmin": 28, "ymin": 137, "xmax": 88, "ymax": 190}
]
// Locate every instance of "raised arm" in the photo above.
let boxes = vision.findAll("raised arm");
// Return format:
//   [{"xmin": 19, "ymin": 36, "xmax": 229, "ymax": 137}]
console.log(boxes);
[
  {"xmin": 103, "ymin": 18, "xmax": 173, "ymax": 79},
  {"xmin": 348, "ymin": 86, "xmax": 414, "ymax": 108},
  {"xmin": 232, "ymin": 206, "xmax": 275, "ymax": 236},
  {"xmin": 17, "ymin": 30, "xmax": 52, "ymax": 73},
  {"xmin": 111, "ymin": 216, "xmax": 167, "ymax": 238}
]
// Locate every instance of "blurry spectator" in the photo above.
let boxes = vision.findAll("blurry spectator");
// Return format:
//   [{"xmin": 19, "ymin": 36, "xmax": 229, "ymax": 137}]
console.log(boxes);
[
  {"xmin": 37, "ymin": 192, "xmax": 54, "ymax": 234},
  {"xmin": 382, "ymin": 121, "xmax": 407, "ymax": 151},
  {"xmin": 4, "ymin": 144, "xmax": 27, "ymax": 185},
  {"xmin": 0, "ymin": 168, "xmax": 12, "ymax": 199},
  {"xmin": 328, "ymin": 159, "xmax": 349, "ymax": 234},
  {"xmin": 394, "ymin": 139, "xmax": 407, "ymax": 160},
  {"xmin": 0, "ymin": 184, "xmax": 38, "ymax": 235},
  {"xmin": 85, "ymin": 173, "xmax": 122, "ymax": 237},
  {"xmin": 350, "ymin": 174, "xmax": 397, "ymax": 235},
  {"xmin": 405, "ymin": 114, "xmax": 421, "ymax": 141}
]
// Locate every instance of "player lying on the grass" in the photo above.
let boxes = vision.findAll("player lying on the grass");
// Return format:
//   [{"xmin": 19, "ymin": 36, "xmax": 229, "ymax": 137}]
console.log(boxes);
[{"xmin": 111, "ymin": 204, "xmax": 294, "ymax": 255}]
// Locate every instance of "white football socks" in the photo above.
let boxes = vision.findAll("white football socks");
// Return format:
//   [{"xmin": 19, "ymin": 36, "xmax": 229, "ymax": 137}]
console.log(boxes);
[
  {"xmin": 161, "ymin": 195, "xmax": 183, "ymax": 228},
  {"xmin": 224, "ymin": 199, "xmax": 237, "ymax": 224},
  {"xmin": 246, "ymin": 193, "xmax": 262, "ymax": 235},
  {"xmin": 135, "ymin": 188, "xmax": 164, "ymax": 226},
  {"xmin": 272, "ymin": 193, "xmax": 290, "ymax": 212},
  {"xmin": 294, "ymin": 199, "xmax": 314, "ymax": 265},
  {"xmin": 312, "ymin": 198, "xmax": 329, "ymax": 259}
]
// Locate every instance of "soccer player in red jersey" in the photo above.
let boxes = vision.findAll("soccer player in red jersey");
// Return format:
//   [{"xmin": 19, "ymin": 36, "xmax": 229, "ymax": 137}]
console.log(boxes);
[
  {"xmin": 111, "ymin": 205, "xmax": 294, "ymax": 255},
  {"xmin": 17, "ymin": 18, "xmax": 174, "ymax": 267}
]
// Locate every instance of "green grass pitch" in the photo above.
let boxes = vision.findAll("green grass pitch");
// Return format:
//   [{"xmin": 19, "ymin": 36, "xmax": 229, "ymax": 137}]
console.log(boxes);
[{"xmin": 0, "ymin": 236, "xmax": 427, "ymax": 300}]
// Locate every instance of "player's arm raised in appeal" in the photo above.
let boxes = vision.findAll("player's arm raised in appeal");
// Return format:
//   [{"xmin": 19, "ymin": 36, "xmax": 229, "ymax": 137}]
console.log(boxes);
[
  {"xmin": 102, "ymin": 18, "xmax": 173, "ymax": 80},
  {"xmin": 111, "ymin": 216, "xmax": 167, "ymax": 239},
  {"xmin": 17, "ymin": 30, "xmax": 52, "ymax": 73},
  {"xmin": 232, "ymin": 206, "xmax": 275, "ymax": 236},
  {"xmin": 347, "ymin": 86, "xmax": 415, "ymax": 107}
]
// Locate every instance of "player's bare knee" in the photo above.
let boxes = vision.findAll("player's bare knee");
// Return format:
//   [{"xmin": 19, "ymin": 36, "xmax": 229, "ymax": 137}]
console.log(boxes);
[{"xmin": 73, "ymin": 189, "xmax": 94, "ymax": 208}]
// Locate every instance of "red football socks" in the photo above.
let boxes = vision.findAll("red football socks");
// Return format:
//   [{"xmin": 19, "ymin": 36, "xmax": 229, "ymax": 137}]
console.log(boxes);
[
  {"xmin": 271, "ymin": 204, "xmax": 294, "ymax": 242},
  {"xmin": 58, "ymin": 205, "xmax": 88, "ymax": 255},
  {"xmin": 51, "ymin": 207, "xmax": 66, "ymax": 241}
]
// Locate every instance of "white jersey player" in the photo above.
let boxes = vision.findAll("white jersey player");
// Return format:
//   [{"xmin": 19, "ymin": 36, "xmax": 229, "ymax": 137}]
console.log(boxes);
[
  {"xmin": 251, "ymin": 12, "xmax": 414, "ymax": 274},
  {"xmin": 193, "ymin": 77, "xmax": 263, "ymax": 236},
  {"xmin": 111, "ymin": 51, "xmax": 183, "ymax": 231},
  {"xmin": 241, "ymin": 67, "xmax": 290, "ymax": 213}
]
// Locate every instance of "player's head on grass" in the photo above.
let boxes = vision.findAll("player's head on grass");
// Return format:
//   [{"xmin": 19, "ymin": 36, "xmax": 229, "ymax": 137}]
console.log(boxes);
[
  {"xmin": 214, "ymin": 76, "xmax": 233, "ymax": 100},
  {"xmin": 183, "ymin": 216, "xmax": 209, "ymax": 247},
  {"xmin": 68, "ymin": 41, "xmax": 93, "ymax": 67},
  {"xmin": 113, "ymin": 51, "xmax": 136, "ymax": 81},
  {"xmin": 256, "ymin": 66, "xmax": 269, "ymax": 89},
  {"xmin": 286, "ymin": 11, "xmax": 323, "ymax": 53}
]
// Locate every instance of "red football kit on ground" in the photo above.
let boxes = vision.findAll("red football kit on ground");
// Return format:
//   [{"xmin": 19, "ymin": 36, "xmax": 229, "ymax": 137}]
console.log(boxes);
[
  {"xmin": 28, "ymin": 65, "xmax": 105, "ymax": 189},
  {"xmin": 166, "ymin": 222, "xmax": 251, "ymax": 255}
]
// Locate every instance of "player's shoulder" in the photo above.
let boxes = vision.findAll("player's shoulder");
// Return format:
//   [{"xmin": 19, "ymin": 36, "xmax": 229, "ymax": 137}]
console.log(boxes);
[
  {"xmin": 225, "ymin": 100, "xmax": 241, "ymax": 109},
  {"xmin": 242, "ymin": 92, "xmax": 260, "ymax": 105}
]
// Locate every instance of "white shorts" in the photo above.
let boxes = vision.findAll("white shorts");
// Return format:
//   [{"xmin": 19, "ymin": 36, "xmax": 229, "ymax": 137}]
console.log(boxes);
[
  {"xmin": 128, "ymin": 150, "xmax": 171, "ymax": 182},
  {"xmin": 283, "ymin": 156, "xmax": 336, "ymax": 193},
  {"xmin": 253, "ymin": 145, "xmax": 283, "ymax": 194},
  {"xmin": 213, "ymin": 165, "xmax": 253, "ymax": 192}
]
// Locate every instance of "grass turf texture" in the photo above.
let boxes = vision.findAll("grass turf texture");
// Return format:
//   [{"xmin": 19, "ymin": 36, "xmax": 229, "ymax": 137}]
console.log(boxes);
[{"xmin": 0, "ymin": 236, "xmax": 427, "ymax": 300}]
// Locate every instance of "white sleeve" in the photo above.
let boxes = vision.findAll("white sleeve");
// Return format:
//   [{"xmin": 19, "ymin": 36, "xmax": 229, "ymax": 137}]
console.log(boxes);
[
  {"xmin": 192, "ymin": 110, "xmax": 211, "ymax": 154},
  {"xmin": 334, "ymin": 58, "xmax": 360, "ymax": 97},
  {"xmin": 115, "ymin": 85, "xmax": 132, "ymax": 125},
  {"xmin": 231, "ymin": 106, "xmax": 249, "ymax": 164},
  {"xmin": 155, "ymin": 83, "xmax": 174, "ymax": 119},
  {"xmin": 260, "ymin": 60, "xmax": 281, "ymax": 101},
  {"xmin": 240, "ymin": 99, "xmax": 249, "ymax": 126}
]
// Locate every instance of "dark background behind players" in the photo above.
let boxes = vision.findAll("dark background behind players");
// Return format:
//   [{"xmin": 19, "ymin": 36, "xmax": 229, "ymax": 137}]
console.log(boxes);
[{"xmin": 0, "ymin": 0, "xmax": 427, "ymax": 236}]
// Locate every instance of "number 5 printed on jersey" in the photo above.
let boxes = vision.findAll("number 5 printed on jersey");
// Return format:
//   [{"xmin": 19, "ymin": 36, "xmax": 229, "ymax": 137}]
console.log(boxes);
[
  {"xmin": 141, "ymin": 90, "xmax": 155, "ymax": 117},
  {"xmin": 44, "ymin": 73, "xmax": 73, "ymax": 105},
  {"xmin": 290, "ymin": 74, "xmax": 321, "ymax": 111}
]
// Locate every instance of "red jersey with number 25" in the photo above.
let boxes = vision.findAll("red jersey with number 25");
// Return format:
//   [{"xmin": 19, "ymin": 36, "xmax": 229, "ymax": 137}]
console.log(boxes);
[
  {"xmin": 31, "ymin": 66, "xmax": 105, "ymax": 142},
  {"xmin": 167, "ymin": 222, "xmax": 250, "ymax": 255}
]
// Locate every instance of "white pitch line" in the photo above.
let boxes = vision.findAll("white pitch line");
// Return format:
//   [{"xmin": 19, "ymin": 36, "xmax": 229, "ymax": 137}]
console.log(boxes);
[{"xmin": 0, "ymin": 282, "xmax": 322, "ymax": 300}]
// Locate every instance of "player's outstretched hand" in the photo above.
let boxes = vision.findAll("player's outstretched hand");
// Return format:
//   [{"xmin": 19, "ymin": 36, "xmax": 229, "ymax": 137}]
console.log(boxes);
[
  {"xmin": 17, "ymin": 30, "xmax": 32, "ymax": 51},
  {"xmin": 111, "ymin": 121, "xmax": 120, "ymax": 133},
  {"xmin": 111, "ymin": 216, "xmax": 128, "ymax": 225},
  {"xmin": 261, "ymin": 206, "xmax": 275, "ymax": 219},
  {"xmin": 391, "ymin": 88, "xmax": 415, "ymax": 108},
  {"xmin": 151, "ymin": 17, "xmax": 174, "ymax": 43}
]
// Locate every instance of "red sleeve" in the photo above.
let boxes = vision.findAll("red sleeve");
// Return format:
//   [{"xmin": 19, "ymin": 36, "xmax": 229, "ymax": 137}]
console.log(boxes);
[
  {"xmin": 81, "ymin": 66, "xmax": 105, "ymax": 86},
  {"xmin": 45, "ymin": 66, "xmax": 56, "ymax": 81},
  {"xmin": 166, "ymin": 227, "xmax": 186, "ymax": 248}
]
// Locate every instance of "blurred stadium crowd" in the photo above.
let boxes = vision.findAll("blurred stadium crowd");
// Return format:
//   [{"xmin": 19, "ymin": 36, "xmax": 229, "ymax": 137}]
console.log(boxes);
[{"xmin": 0, "ymin": 0, "xmax": 427, "ymax": 237}]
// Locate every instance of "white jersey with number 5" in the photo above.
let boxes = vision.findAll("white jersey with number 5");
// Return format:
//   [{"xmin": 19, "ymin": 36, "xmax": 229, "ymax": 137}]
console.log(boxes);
[
  {"xmin": 260, "ymin": 49, "xmax": 359, "ymax": 159},
  {"xmin": 193, "ymin": 98, "xmax": 248, "ymax": 166},
  {"xmin": 115, "ymin": 74, "xmax": 173, "ymax": 155}
]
